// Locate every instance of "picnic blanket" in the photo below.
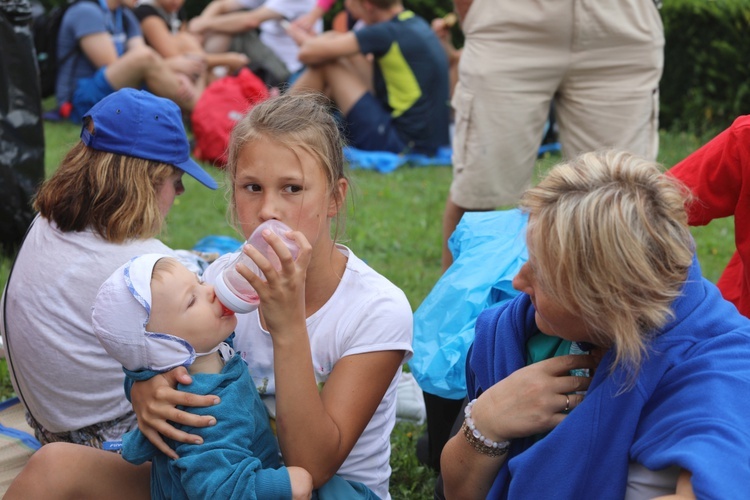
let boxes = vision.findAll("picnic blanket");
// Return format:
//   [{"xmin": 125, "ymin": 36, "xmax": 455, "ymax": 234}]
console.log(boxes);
[
  {"xmin": 344, "ymin": 146, "xmax": 453, "ymax": 173},
  {"xmin": 344, "ymin": 141, "xmax": 561, "ymax": 173}
]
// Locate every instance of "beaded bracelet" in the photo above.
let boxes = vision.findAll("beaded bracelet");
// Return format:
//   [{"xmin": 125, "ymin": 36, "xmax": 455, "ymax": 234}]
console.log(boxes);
[{"xmin": 461, "ymin": 398, "xmax": 510, "ymax": 457}]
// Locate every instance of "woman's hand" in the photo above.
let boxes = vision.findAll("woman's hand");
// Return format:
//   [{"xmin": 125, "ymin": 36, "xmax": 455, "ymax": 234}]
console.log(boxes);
[
  {"xmin": 473, "ymin": 354, "xmax": 596, "ymax": 442},
  {"xmin": 285, "ymin": 21, "xmax": 315, "ymax": 47},
  {"xmin": 168, "ymin": 54, "xmax": 206, "ymax": 79},
  {"xmin": 130, "ymin": 366, "xmax": 220, "ymax": 459},
  {"xmin": 441, "ymin": 354, "xmax": 597, "ymax": 499},
  {"xmin": 291, "ymin": 7, "xmax": 325, "ymax": 33}
]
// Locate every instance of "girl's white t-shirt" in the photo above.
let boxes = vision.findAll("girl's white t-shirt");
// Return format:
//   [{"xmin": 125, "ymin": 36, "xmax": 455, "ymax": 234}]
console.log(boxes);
[{"xmin": 204, "ymin": 245, "xmax": 414, "ymax": 499}]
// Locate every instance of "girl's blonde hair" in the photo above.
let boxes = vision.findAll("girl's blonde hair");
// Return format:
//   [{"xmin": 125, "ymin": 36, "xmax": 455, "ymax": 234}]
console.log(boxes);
[
  {"xmin": 224, "ymin": 92, "xmax": 349, "ymax": 236},
  {"xmin": 519, "ymin": 150, "xmax": 694, "ymax": 370},
  {"xmin": 34, "ymin": 142, "xmax": 178, "ymax": 243}
]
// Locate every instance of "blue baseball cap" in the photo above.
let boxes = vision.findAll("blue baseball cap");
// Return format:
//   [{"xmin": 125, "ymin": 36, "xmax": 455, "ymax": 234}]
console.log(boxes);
[{"xmin": 81, "ymin": 89, "xmax": 218, "ymax": 190}]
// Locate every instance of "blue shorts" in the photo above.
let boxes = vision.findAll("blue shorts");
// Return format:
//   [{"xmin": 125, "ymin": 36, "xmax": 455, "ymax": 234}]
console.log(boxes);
[
  {"xmin": 344, "ymin": 92, "xmax": 407, "ymax": 154},
  {"xmin": 70, "ymin": 67, "xmax": 115, "ymax": 123}
]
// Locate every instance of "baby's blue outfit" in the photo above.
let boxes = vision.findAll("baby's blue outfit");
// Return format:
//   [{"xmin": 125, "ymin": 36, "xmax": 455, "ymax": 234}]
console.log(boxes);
[{"xmin": 123, "ymin": 353, "xmax": 292, "ymax": 499}]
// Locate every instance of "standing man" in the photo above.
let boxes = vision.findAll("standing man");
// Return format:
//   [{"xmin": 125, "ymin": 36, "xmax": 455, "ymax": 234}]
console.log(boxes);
[{"xmin": 442, "ymin": 0, "xmax": 664, "ymax": 271}]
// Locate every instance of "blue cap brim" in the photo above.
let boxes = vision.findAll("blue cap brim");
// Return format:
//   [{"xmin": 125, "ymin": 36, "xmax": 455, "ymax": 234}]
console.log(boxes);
[{"xmin": 176, "ymin": 157, "xmax": 218, "ymax": 190}]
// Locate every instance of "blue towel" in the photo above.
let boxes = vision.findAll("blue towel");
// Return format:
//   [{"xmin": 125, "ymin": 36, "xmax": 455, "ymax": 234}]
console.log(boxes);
[
  {"xmin": 344, "ymin": 146, "xmax": 452, "ymax": 173},
  {"xmin": 193, "ymin": 235, "xmax": 243, "ymax": 256},
  {"xmin": 344, "ymin": 142, "xmax": 560, "ymax": 173}
]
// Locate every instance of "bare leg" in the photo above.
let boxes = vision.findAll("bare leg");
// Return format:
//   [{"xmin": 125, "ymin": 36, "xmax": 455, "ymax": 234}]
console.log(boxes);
[
  {"xmin": 173, "ymin": 31, "xmax": 204, "ymax": 54},
  {"xmin": 291, "ymin": 56, "xmax": 371, "ymax": 115},
  {"xmin": 5, "ymin": 442, "xmax": 151, "ymax": 500},
  {"xmin": 203, "ymin": 32, "xmax": 233, "ymax": 54},
  {"xmin": 104, "ymin": 45, "xmax": 196, "ymax": 111}
]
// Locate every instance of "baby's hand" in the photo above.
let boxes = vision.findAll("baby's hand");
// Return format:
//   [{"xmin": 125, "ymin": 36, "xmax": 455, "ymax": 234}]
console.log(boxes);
[{"xmin": 288, "ymin": 466, "xmax": 313, "ymax": 500}]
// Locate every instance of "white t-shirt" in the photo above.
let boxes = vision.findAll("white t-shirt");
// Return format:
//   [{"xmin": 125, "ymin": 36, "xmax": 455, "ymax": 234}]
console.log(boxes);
[
  {"xmin": 236, "ymin": 0, "xmax": 321, "ymax": 73},
  {"xmin": 625, "ymin": 463, "xmax": 680, "ymax": 499},
  {"xmin": 204, "ymin": 245, "xmax": 414, "ymax": 499},
  {"xmin": 0, "ymin": 217, "xmax": 191, "ymax": 433}
]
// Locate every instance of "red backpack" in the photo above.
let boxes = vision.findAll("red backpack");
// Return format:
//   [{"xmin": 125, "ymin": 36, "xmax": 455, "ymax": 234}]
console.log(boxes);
[{"xmin": 191, "ymin": 68, "xmax": 269, "ymax": 167}]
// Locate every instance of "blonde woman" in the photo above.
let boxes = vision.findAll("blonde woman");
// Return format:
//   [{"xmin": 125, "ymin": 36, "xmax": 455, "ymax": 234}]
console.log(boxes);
[{"xmin": 441, "ymin": 151, "xmax": 750, "ymax": 498}]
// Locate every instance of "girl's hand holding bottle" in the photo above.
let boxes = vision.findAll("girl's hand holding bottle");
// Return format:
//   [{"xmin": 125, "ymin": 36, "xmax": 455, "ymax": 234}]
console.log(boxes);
[{"xmin": 235, "ymin": 224, "xmax": 313, "ymax": 341}]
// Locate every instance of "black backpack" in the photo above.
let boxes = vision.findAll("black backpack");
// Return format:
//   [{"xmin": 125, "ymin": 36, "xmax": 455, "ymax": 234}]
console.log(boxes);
[{"xmin": 32, "ymin": 0, "xmax": 79, "ymax": 99}]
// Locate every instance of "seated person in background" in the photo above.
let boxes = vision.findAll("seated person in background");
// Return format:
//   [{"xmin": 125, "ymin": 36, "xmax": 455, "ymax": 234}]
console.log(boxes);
[
  {"xmin": 287, "ymin": 0, "xmax": 450, "ymax": 155},
  {"xmin": 668, "ymin": 115, "xmax": 750, "ymax": 318},
  {"xmin": 133, "ymin": 0, "xmax": 249, "ymax": 96},
  {"xmin": 91, "ymin": 253, "xmax": 314, "ymax": 499},
  {"xmin": 55, "ymin": 0, "xmax": 196, "ymax": 122},
  {"xmin": 188, "ymin": 0, "xmax": 319, "ymax": 86},
  {"xmin": 440, "ymin": 150, "xmax": 750, "ymax": 498}
]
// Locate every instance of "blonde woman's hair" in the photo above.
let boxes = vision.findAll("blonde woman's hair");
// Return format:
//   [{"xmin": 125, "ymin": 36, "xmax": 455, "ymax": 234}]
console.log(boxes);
[
  {"xmin": 224, "ymin": 92, "xmax": 349, "ymax": 238},
  {"xmin": 34, "ymin": 142, "xmax": 178, "ymax": 243},
  {"xmin": 519, "ymin": 150, "xmax": 694, "ymax": 371}
]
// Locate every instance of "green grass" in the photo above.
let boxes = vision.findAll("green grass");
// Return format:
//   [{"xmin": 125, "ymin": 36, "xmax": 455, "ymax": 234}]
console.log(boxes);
[{"xmin": 0, "ymin": 122, "xmax": 736, "ymax": 499}]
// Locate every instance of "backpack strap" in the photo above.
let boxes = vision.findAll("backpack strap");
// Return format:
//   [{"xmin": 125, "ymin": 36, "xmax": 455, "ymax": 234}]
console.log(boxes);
[{"xmin": 2, "ymin": 216, "xmax": 40, "ymax": 426}]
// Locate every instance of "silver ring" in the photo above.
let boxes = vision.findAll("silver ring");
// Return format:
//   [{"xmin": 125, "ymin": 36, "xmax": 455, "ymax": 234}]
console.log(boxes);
[{"xmin": 564, "ymin": 394, "xmax": 570, "ymax": 412}]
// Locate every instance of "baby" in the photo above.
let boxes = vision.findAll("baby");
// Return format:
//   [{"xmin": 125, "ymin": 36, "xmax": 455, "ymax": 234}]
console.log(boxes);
[{"xmin": 92, "ymin": 253, "xmax": 312, "ymax": 499}]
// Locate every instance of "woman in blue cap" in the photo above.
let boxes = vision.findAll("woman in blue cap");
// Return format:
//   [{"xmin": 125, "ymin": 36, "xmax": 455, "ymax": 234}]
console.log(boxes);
[{"xmin": 0, "ymin": 88, "xmax": 217, "ymax": 450}]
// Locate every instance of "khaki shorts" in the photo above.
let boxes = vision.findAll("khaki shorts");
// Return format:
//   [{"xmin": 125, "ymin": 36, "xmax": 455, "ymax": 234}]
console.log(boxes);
[{"xmin": 450, "ymin": 0, "xmax": 664, "ymax": 209}]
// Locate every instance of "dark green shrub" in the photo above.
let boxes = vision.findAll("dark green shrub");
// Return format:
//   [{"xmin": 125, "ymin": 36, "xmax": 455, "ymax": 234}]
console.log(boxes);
[{"xmin": 661, "ymin": 0, "xmax": 750, "ymax": 137}]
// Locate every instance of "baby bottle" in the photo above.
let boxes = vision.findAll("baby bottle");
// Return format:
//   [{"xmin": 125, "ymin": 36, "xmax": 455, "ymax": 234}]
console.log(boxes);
[{"xmin": 214, "ymin": 220, "xmax": 299, "ymax": 314}]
